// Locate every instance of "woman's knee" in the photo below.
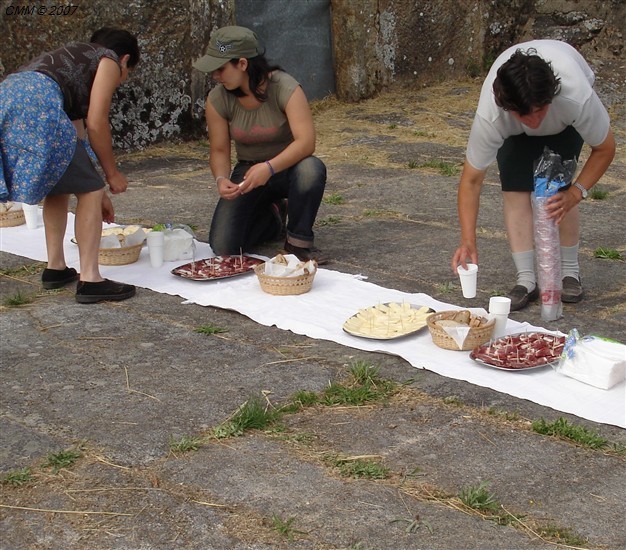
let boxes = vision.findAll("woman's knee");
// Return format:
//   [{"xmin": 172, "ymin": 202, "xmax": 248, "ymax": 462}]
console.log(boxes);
[{"xmin": 291, "ymin": 156, "xmax": 326, "ymax": 192}]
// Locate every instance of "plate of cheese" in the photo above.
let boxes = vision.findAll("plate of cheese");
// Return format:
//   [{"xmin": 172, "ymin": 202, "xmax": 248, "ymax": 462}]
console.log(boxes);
[{"xmin": 343, "ymin": 302, "xmax": 434, "ymax": 340}]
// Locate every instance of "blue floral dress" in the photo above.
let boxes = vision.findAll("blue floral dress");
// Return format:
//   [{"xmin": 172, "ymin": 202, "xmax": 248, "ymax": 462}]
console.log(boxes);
[{"xmin": 0, "ymin": 71, "xmax": 77, "ymax": 204}]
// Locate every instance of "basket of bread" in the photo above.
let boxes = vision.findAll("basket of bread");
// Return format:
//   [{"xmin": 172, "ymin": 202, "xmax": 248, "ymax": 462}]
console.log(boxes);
[
  {"xmin": 254, "ymin": 254, "xmax": 317, "ymax": 296},
  {"xmin": 427, "ymin": 310, "xmax": 495, "ymax": 351},
  {"xmin": 98, "ymin": 225, "xmax": 148, "ymax": 266},
  {"xmin": 0, "ymin": 202, "xmax": 25, "ymax": 227}
]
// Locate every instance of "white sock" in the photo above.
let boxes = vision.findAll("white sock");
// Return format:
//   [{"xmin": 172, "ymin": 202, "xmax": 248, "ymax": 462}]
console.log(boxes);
[
  {"xmin": 512, "ymin": 250, "xmax": 536, "ymax": 291},
  {"xmin": 561, "ymin": 243, "xmax": 580, "ymax": 280}
]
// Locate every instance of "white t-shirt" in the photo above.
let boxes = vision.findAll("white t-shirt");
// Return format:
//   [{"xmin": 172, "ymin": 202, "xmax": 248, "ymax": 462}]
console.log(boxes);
[{"xmin": 466, "ymin": 40, "xmax": 611, "ymax": 171}]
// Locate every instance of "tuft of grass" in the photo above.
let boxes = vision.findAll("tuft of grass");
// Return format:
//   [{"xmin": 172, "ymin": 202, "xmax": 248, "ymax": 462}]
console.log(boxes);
[
  {"xmin": 593, "ymin": 247, "xmax": 622, "ymax": 260},
  {"xmin": 169, "ymin": 435, "xmax": 204, "ymax": 453},
  {"xmin": 485, "ymin": 407, "xmax": 519, "ymax": 422},
  {"xmin": 536, "ymin": 524, "xmax": 589, "ymax": 547},
  {"xmin": 325, "ymin": 454, "xmax": 390, "ymax": 479},
  {"xmin": 409, "ymin": 159, "xmax": 460, "ymax": 176},
  {"xmin": 3, "ymin": 290, "xmax": 33, "ymax": 307},
  {"xmin": 323, "ymin": 193, "xmax": 345, "ymax": 205},
  {"xmin": 291, "ymin": 390, "xmax": 319, "ymax": 409},
  {"xmin": 412, "ymin": 130, "xmax": 433, "ymax": 138},
  {"xmin": 443, "ymin": 395, "xmax": 463, "ymax": 406},
  {"xmin": 316, "ymin": 215, "xmax": 341, "ymax": 226},
  {"xmin": 194, "ymin": 323, "xmax": 228, "ymax": 335},
  {"xmin": 0, "ymin": 264, "xmax": 42, "ymax": 277},
  {"xmin": 458, "ymin": 481, "xmax": 499, "ymax": 513},
  {"xmin": 589, "ymin": 187, "xmax": 608, "ymax": 200},
  {"xmin": 390, "ymin": 515, "xmax": 433, "ymax": 534},
  {"xmin": 42, "ymin": 448, "xmax": 82, "ymax": 473},
  {"xmin": 321, "ymin": 361, "xmax": 398, "ymax": 406},
  {"xmin": 270, "ymin": 513, "xmax": 307, "ymax": 540},
  {"xmin": 436, "ymin": 281, "xmax": 456, "ymax": 294},
  {"xmin": 3, "ymin": 467, "xmax": 32, "ymax": 486},
  {"xmin": 212, "ymin": 396, "xmax": 280, "ymax": 439},
  {"xmin": 532, "ymin": 417, "xmax": 608, "ymax": 449}
]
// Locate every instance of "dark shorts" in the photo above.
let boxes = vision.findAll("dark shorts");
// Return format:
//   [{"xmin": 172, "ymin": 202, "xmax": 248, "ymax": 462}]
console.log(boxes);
[
  {"xmin": 496, "ymin": 126, "xmax": 584, "ymax": 192},
  {"xmin": 48, "ymin": 140, "xmax": 105, "ymax": 196}
]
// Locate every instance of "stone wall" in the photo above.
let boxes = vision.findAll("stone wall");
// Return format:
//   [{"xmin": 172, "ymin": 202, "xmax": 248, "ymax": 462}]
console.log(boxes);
[{"xmin": 1, "ymin": 0, "xmax": 623, "ymax": 148}]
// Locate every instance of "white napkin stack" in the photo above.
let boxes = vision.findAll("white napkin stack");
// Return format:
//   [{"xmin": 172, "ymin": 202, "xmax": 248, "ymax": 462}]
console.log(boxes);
[
  {"xmin": 0, "ymin": 201, "xmax": 23, "ymax": 213},
  {"xmin": 263, "ymin": 254, "xmax": 316, "ymax": 277}
]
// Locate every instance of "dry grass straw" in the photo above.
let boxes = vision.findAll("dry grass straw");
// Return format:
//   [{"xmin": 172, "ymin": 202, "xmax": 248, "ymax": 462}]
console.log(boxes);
[{"xmin": 311, "ymin": 79, "xmax": 481, "ymax": 168}]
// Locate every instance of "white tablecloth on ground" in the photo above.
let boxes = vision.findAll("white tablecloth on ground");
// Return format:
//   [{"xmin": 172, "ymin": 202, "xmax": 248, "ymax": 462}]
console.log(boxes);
[{"xmin": 2, "ymin": 211, "xmax": 624, "ymax": 428}]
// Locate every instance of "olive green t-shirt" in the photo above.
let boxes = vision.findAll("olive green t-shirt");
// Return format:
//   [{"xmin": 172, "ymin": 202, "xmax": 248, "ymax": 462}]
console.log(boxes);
[{"xmin": 208, "ymin": 71, "xmax": 299, "ymax": 161}]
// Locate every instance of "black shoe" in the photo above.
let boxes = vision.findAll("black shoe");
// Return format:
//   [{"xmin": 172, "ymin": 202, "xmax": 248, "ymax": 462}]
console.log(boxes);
[
  {"xmin": 283, "ymin": 241, "xmax": 330, "ymax": 265},
  {"xmin": 76, "ymin": 279, "xmax": 136, "ymax": 304},
  {"xmin": 42, "ymin": 267, "xmax": 79, "ymax": 289},
  {"xmin": 562, "ymin": 276, "xmax": 584, "ymax": 303},
  {"xmin": 507, "ymin": 284, "xmax": 540, "ymax": 311}
]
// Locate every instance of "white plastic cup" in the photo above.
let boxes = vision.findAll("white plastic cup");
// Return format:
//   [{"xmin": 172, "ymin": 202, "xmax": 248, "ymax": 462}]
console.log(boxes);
[
  {"xmin": 22, "ymin": 203, "xmax": 39, "ymax": 230},
  {"xmin": 147, "ymin": 231, "xmax": 165, "ymax": 268},
  {"xmin": 488, "ymin": 297, "xmax": 511, "ymax": 339},
  {"xmin": 489, "ymin": 296, "xmax": 511, "ymax": 315},
  {"xmin": 491, "ymin": 313, "xmax": 508, "ymax": 339},
  {"xmin": 457, "ymin": 263, "xmax": 478, "ymax": 298}
]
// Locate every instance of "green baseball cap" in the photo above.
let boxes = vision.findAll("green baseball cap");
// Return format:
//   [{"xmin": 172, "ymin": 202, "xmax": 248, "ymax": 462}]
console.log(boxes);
[{"xmin": 193, "ymin": 26, "xmax": 260, "ymax": 73}]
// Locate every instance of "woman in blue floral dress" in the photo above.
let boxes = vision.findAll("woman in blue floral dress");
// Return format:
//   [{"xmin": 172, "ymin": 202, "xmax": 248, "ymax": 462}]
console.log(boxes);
[{"xmin": 0, "ymin": 27, "xmax": 140, "ymax": 303}]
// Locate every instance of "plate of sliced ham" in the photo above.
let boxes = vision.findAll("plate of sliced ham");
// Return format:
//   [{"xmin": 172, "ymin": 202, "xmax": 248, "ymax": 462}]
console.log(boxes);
[
  {"xmin": 470, "ymin": 332, "xmax": 566, "ymax": 371},
  {"xmin": 171, "ymin": 255, "xmax": 264, "ymax": 281}
]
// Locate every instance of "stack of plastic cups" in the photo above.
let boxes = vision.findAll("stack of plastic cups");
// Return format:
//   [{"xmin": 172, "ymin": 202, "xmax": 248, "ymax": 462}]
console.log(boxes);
[
  {"xmin": 489, "ymin": 296, "xmax": 512, "ymax": 339},
  {"xmin": 147, "ymin": 231, "xmax": 164, "ymax": 268}
]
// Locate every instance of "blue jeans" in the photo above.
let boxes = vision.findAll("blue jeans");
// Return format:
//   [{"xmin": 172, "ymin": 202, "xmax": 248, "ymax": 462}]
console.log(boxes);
[{"xmin": 209, "ymin": 156, "xmax": 326, "ymax": 255}]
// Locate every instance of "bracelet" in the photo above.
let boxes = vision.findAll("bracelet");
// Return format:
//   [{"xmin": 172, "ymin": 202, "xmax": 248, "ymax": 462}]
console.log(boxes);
[
  {"xmin": 265, "ymin": 160, "xmax": 275, "ymax": 177},
  {"xmin": 215, "ymin": 176, "xmax": 227, "ymax": 184}
]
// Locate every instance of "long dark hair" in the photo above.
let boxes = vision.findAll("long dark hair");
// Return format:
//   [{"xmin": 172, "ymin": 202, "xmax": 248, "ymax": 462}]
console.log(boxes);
[
  {"xmin": 226, "ymin": 54, "xmax": 282, "ymax": 101},
  {"xmin": 90, "ymin": 27, "xmax": 140, "ymax": 68},
  {"xmin": 492, "ymin": 49, "xmax": 560, "ymax": 115}
]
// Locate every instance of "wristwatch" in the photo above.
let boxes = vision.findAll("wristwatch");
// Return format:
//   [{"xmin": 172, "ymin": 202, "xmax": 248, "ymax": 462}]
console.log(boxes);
[{"xmin": 572, "ymin": 181, "xmax": 588, "ymax": 199}]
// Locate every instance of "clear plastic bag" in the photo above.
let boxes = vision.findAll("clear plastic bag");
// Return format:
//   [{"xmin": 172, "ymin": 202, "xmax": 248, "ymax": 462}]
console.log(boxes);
[
  {"xmin": 156, "ymin": 223, "xmax": 196, "ymax": 262},
  {"xmin": 532, "ymin": 148, "xmax": 577, "ymax": 321}
]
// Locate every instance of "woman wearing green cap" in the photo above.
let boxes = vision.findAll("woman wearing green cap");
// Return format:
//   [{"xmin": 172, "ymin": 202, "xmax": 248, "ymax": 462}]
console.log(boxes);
[{"xmin": 193, "ymin": 26, "xmax": 328, "ymax": 264}]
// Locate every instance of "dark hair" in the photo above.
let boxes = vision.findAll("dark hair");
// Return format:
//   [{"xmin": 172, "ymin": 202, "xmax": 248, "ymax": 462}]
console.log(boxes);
[
  {"xmin": 225, "ymin": 54, "xmax": 282, "ymax": 102},
  {"xmin": 492, "ymin": 48, "xmax": 560, "ymax": 115},
  {"xmin": 90, "ymin": 27, "xmax": 140, "ymax": 68}
]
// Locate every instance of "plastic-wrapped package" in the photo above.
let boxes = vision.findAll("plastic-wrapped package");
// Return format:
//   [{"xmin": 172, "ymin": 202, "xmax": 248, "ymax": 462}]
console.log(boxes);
[
  {"xmin": 554, "ymin": 329, "xmax": 626, "ymax": 390},
  {"xmin": 154, "ymin": 223, "xmax": 196, "ymax": 261},
  {"xmin": 532, "ymin": 148, "xmax": 577, "ymax": 321}
]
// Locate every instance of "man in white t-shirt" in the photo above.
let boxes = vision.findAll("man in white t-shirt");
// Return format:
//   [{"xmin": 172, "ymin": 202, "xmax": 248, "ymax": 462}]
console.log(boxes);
[{"xmin": 451, "ymin": 40, "xmax": 615, "ymax": 311}]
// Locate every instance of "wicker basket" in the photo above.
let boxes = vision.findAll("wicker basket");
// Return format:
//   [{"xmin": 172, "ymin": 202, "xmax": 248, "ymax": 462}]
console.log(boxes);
[
  {"xmin": 98, "ymin": 242, "xmax": 143, "ymax": 265},
  {"xmin": 0, "ymin": 208, "xmax": 26, "ymax": 228},
  {"xmin": 427, "ymin": 310, "xmax": 495, "ymax": 351},
  {"xmin": 254, "ymin": 262, "xmax": 316, "ymax": 295}
]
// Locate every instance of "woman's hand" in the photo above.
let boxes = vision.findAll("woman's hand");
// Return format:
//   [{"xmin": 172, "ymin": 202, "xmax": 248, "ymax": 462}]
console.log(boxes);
[
  {"xmin": 218, "ymin": 177, "xmax": 243, "ymax": 200},
  {"xmin": 101, "ymin": 193, "xmax": 115, "ymax": 223},
  {"xmin": 106, "ymin": 170, "xmax": 129, "ymax": 194},
  {"xmin": 237, "ymin": 162, "xmax": 272, "ymax": 194}
]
